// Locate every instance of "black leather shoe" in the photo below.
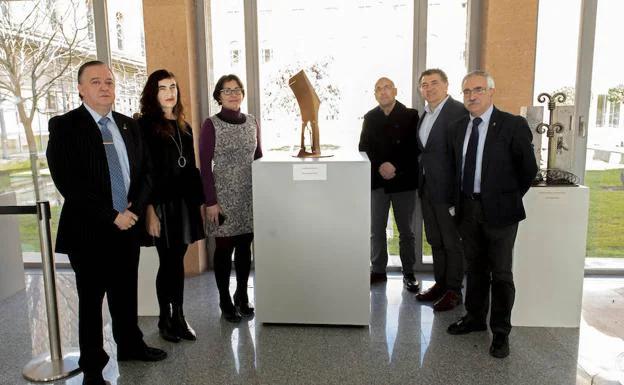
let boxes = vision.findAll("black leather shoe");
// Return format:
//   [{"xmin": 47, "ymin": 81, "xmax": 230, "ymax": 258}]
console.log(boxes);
[
  {"xmin": 222, "ymin": 308, "xmax": 242, "ymax": 323},
  {"xmin": 172, "ymin": 304, "xmax": 197, "ymax": 341},
  {"xmin": 489, "ymin": 333, "xmax": 510, "ymax": 358},
  {"xmin": 370, "ymin": 272, "xmax": 387, "ymax": 284},
  {"xmin": 158, "ymin": 304, "xmax": 181, "ymax": 343},
  {"xmin": 159, "ymin": 327, "xmax": 181, "ymax": 343},
  {"xmin": 234, "ymin": 292, "xmax": 255, "ymax": 317},
  {"xmin": 447, "ymin": 315, "xmax": 487, "ymax": 335},
  {"xmin": 220, "ymin": 300, "xmax": 243, "ymax": 323},
  {"xmin": 117, "ymin": 346, "xmax": 167, "ymax": 362},
  {"xmin": 402, "ymin": 273, "xmax": 420, "ymax": 293},
  {"xmin": 83, "ymin": 372, "xmax": 107, "ymax": 385}
]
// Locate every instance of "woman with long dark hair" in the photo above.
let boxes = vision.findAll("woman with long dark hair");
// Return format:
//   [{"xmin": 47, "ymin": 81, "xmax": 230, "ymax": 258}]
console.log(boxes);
[
  {"xmin": 138, "ymin": 69, "xmax": 205, "ymax": 341},
  {"xmin": 199, "ymin": 74, "xmax": 262, "ymax": 323}
]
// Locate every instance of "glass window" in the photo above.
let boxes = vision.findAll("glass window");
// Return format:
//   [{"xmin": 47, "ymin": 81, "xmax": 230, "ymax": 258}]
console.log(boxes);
[
  {"xmin": 596, "ymin": 95, "xmax": 606, "ymax": 126},
  {"xmin": 0, "ymin": 0, "xmax": 97, "ymax": 256},
  {"xmin": 255, "ymin": 1, "xmax": 414, "ymax": 152},
  {"xmin": 108, "ymin": 1, "xmax": 147, "ymax": 117},
  {"xmin": 0, "ymin": 0, "xmax": 146, "ymax": 258},
  {"xmin": 209, "ymin": 0, "xmax": 247, "ymax": 112},
  {"xmin": 115, "ymin": 12, "xmax": 124, "ymax": 50},
  {"xmin": 426, "ymin": 0, "xmax": 469, "ymax": 100}
]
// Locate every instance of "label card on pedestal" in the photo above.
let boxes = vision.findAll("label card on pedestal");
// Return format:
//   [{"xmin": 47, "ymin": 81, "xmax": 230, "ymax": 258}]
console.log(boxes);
[
  {"xmin": 293, "ymin": 164, "xmax": 327, "ymax": 181},
  {"xmin": 535, "ymin": 189, "xmax": 570, "ymax": 205}
]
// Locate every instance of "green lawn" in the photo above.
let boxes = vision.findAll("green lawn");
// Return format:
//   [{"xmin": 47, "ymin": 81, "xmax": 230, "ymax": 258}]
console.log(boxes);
[
  {"xmin": 18, "ymin": 205, "xmax": 60, "ymax": 252},
  {"xmin": 388, "ymin": 168, "xmax": 624, "ymax": 258},
  {"xmin": 585, "ymin": 168, "xmax": 624, "ymax": 257}
]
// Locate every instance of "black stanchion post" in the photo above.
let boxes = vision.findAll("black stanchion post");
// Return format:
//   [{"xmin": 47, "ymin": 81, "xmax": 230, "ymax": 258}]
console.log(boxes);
[{"xmin": 22, "ymin": 201, "xmax": 80, "ymax": 382}]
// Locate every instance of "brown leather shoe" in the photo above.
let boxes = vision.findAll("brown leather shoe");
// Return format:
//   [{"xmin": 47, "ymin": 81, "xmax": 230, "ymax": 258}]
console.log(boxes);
[
  {"xmin": 415, "ymin": 283, "xmax": 445, "ymax": 302},
  {"xmin": 433, "ymin": 290, "xmax": 462, "ymax": 312}
]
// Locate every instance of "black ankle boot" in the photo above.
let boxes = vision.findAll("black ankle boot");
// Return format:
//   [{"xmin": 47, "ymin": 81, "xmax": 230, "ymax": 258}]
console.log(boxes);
[
  {"xmin": 233, "ymin": 291, "xmax": 255, "ymax": 317},
  {"xmin": 220, "ymin": 300, "xmax": 242, "ymax": 323},
  {"xmin": 172, "ymin": 304, "xmax": 196, "ymax": 341},
  {"xmin": 158, "ymin": 304, "xmax": 181, "ymax": 343}
]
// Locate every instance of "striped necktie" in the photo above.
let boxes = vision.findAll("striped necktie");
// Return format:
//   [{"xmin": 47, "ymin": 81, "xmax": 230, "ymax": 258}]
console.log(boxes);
[{"xmin": 98, "ymin": 117, "xmax": 128, "ymax": 212}]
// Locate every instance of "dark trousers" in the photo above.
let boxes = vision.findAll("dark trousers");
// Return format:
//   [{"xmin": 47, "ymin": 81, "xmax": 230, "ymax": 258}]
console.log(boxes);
[
  {"xmin": 69, "ymin": 243, "xmax": 145, "ymax": 373},
  {"xmin": 370, "ymin": 188, "xmax": 421, "ymax": 274},
  {"xmin": 155, "ymin": 241, "xmax": 188, "ymax": 309},
  {"xmin": 421, "ymin": 187, "xmax": 464, "ymax": 292},
  {"xmin": 214, "ymin": 233, "xmax": 253, "ymax": 307},
  {"xmin": 459, "ymin": 197, "xmax": 518, "ymax": 336}
]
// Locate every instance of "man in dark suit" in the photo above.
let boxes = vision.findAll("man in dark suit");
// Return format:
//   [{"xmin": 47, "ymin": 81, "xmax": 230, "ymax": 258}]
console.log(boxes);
[
  {"xmin": 446, "ymin": 70, "xmax": 537, "ymax": 359},
  {"xmin": 359, "ymin": 77, "xmax": 421, "ymax": 292},
  {"xmin": 415, "ymin": 69, "xmax": 468, "ymax": 312},
  {"xmin": 46, "ymin": 61, "xmax": 166, "ymax": 385}
]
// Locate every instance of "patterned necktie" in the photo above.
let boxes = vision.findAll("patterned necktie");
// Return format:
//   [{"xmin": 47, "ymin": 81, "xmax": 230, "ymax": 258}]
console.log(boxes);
[
  {"xmin": 98, "ymin": 117, "xmax": 128, "ymax": 212},
  {"xmin": 462, "ymin": 117, "xmax": 482, "ymax": 195}
]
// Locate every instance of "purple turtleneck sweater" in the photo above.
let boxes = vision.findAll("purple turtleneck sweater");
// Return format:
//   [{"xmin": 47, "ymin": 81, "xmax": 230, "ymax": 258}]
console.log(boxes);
[{"xmin": 199, "ymin": 107, "xmax": 263, "ymax": 206}]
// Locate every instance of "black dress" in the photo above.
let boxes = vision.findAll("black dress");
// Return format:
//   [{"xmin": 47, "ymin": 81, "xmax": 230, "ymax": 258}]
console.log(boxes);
[{"xmin": 139, "ymin": 117, "xmax": 205, "ymax": 247}]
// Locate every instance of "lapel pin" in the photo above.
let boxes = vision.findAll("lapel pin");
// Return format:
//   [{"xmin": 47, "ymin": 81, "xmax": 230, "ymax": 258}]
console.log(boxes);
[{"xmin": 123, "ymin": 124, "xmax": 128, "ymax": 130}]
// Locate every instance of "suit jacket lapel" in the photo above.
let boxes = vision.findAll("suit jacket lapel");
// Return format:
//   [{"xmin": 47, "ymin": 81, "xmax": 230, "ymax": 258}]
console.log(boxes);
[
  {"xmin": 417, "ymin": 111, "xmax": 426, "ymax": 150},
  {"xmin": 481, "ymin": 107, "xmax": 501, "ymax": 179},
  {"xmin": 456, "ymin": 116, "xmax": 470, "ymax": 178},
  {"xmin": 77, "ymin": 104, "xmax": 101, "ymax": 136},
  {"xmin": 112, "ymin": 112, "xmax": 135, "ymax": 183}
]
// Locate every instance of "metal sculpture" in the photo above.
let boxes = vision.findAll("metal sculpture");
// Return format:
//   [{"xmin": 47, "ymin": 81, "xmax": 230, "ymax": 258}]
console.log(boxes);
[
  {"xmin": 289, "ymin": 70, "xmax": 331, "ymax": 158},
  {"xmin": 533, "ymin": 92, "xmax": 578, "ymax": 185}
]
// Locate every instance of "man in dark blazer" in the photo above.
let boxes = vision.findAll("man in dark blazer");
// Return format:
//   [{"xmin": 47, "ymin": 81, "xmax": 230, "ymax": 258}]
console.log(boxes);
[
  {"xmin": 446, "ymin": 70, "xmax": 537, "ymax": 359},
  {"xmin": 415, "ymin": 68, "xmax": 468, "ymax": 312},
  {"xmin": 46, "ymin": 61, "xmax": 166, "ymax": 385},
  {"xmin": 359, "ymin": 77, "xmax": 421, "ymax": 292}
]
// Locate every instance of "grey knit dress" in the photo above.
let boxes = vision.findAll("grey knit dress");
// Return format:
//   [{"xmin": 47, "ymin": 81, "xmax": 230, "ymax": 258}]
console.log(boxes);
[{"xmin": 208, "ymin": 114, "xmax": 258, "ymax": 237}]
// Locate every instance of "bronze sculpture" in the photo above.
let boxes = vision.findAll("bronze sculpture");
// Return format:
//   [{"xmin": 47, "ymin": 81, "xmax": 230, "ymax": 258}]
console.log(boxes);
[{"xmin": 289, "ymin": 70, "xmax": 331, "ymax": 158}]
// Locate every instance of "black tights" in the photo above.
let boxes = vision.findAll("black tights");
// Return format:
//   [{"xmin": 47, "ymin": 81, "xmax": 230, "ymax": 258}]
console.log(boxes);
[
  {"xmin": 214, "ymin": 233, "xmax": 253, "ymax": 309},
  {"xmin": 155, "ymin": 241, "xmax": 188, "ymax": 313}
]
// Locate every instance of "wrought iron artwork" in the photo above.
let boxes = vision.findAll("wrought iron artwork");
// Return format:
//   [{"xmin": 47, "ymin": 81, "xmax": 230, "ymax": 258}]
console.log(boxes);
[
  {"xmin": 534, "ymin": 168, "xmax": 580, "ymax": 186},
  {"xmin": 532, "ymin": 92, "xmax": 578, "ymax": 186}
]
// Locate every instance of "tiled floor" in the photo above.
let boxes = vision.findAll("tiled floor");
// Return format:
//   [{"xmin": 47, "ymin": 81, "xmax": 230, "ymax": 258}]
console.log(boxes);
[{"xmin": 1, "ymin": 270, "xmax": 623, "ymax": 385}]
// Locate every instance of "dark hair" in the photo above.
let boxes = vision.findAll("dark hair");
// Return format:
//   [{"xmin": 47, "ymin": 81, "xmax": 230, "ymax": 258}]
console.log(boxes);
[
  {"xmin": 139, "ymin": 69, "xmax": 187, "ymax": 137},
  {"xmin": 77, "ymin": 60, "xmax": 112, "ymax": 100},
  {"xmin": 212, "ymin": 74, "xmax": 245, "ymax": 105},
  {"xmin": 419, "ymin": 68, "xmax": 448, "ymax": 84},
  {"xmin": 77, "ymin": 60, "xmax": 108, "ymax": 83}
]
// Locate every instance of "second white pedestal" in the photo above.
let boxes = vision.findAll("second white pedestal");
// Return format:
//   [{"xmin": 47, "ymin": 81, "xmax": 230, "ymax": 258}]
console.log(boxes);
[{"xmin": 512, "ymin": 186, "xmax": 589, "ymax": 327}]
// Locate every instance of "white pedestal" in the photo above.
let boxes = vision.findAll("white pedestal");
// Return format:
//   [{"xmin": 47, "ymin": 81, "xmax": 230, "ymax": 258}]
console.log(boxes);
[
  {"xmin": 252, "ymin": 152, "xmax": 370, "ymax": 325},
  {"xmin": 512, "ymin": 186, "xmax": 589, "ymax": 327},
  {"xmin": 0, "ymin": 192, "xmax": 26, "ymax": 300},
  {"xmin": 137, "ymin": 247, "xmax": 159, "ymax": 316}
]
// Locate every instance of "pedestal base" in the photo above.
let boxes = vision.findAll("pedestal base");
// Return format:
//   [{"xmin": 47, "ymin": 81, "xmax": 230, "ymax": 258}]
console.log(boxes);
[{"xmin": 22, "ymin": 351, "xmax": 81, "ymax": 382}]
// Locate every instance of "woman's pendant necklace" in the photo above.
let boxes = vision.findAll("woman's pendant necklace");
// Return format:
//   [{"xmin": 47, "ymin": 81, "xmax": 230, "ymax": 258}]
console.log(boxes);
[{"xmin": 170, "ymin": 122, "xmax": 187, "ymax": 168}]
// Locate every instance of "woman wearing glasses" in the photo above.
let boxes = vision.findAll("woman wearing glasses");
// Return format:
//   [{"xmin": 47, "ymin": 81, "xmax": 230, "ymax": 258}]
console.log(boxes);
[
  {"xmin": 138, "ymin": 69, "xmax": 205, "ymax": 342},
  {"xmin": 199, "ymin": 74, "xmax": 263, "ymax": 323}
]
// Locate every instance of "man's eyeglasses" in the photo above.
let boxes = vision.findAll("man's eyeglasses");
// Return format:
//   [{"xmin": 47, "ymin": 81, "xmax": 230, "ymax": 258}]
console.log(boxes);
[
  {"xmin": 462, "ymin": 87, "xmax": 488, "ymax": 97},
  {"xmin": 220, "ymin": 88, "xmax": 243, "ymax": 96}
]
